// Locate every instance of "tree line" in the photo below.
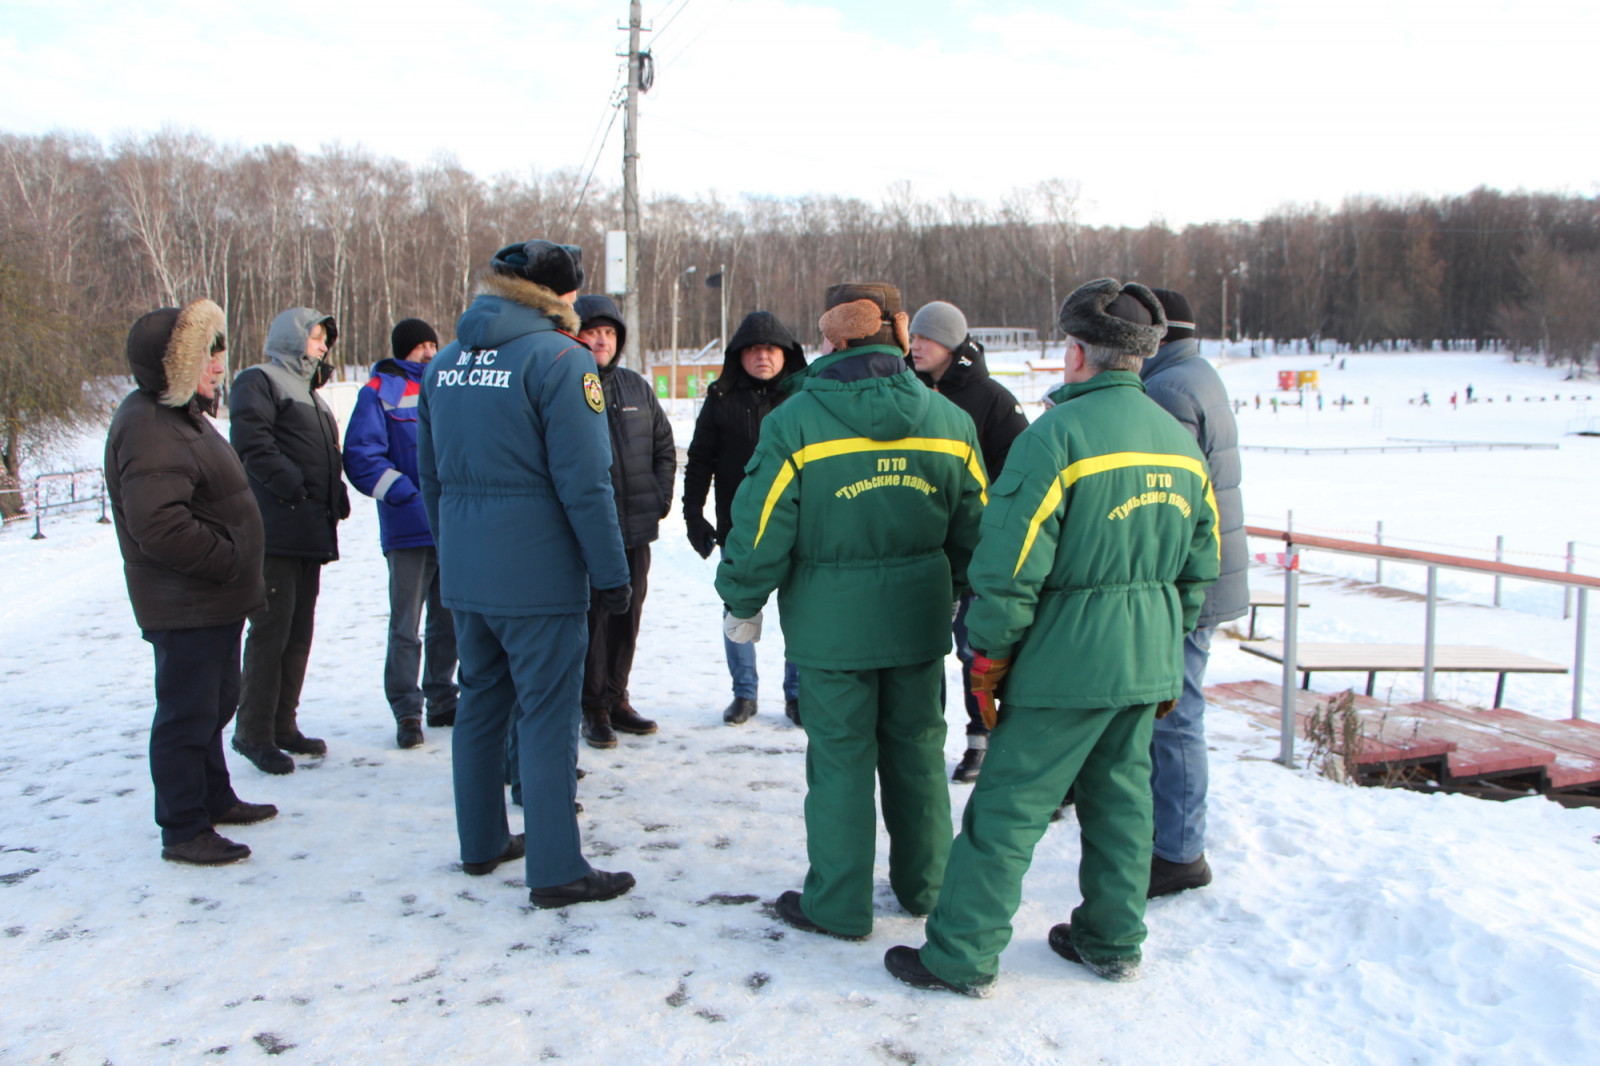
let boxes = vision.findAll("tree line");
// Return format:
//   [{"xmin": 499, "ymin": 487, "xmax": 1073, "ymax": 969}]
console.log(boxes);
[{"xmin": 3, "ymin": 128, "xmax": 1598, "ymax": 513}]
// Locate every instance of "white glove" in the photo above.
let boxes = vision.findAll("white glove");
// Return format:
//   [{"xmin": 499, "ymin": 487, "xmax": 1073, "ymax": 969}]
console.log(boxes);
[{"xmin": 723, "ymin": 609, "xmax": 763, "ymax": 644}]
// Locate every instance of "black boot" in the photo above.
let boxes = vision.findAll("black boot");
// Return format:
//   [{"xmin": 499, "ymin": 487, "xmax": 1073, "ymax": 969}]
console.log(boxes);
[
  {"xmin": 278, "ymin": 732, "xmax": 326, "ymax": 757},
  {"xmin": 231, "ymin": 736, "xmax": 294, "ymax": 775},
  {"xmin": 582, "ymin": 708, "xmax": 617, "ymax": 749},
  {"xmin": 162, "ymin": 828, "xmax": 250, "ymax": 866},
  {"xmin": 1148, "ymin": 854, "xmax": 1212, "ymax": 898},
  {"xmin": 952, "ymin": 740, "xmax": 986, "ymax": 783},
  {"xmin": 610, "ymin": 703, "xmax": 658, "ymax": 735},
  {"xmin": 772, "ymin": 890, "xmax": 866, "ymax": 941},
  {"xmin": 425, "ymin": 707, "xmax": 456, "ymax": 728},
  {"xmin": 213, "ymin": 800, "xmax": 278, "ymax": 826},
  {"xmin": 883, "ymin": 945, "xmax": 991, "ymax": 997},
  {"xmin": 463, "ymin": 833, "xmax": 525, "ymax": 876},
  {"xmin": 528, "ymin": 868, "xmax": 636, "ymax": 908},
  {"xmin": 1048, "ymin": 923, "xmax": 1141, "ymax": 982},
  {"xmin": 723, "ymin": 697, "xmax": 757, "ymax": 725},
  {"xmin": 397, "ymin": 717, "xmax": 425, "ymax": 749},
  {"xmin": 784, "ymin": 698, "xmax": 802, "ymax": 726}
]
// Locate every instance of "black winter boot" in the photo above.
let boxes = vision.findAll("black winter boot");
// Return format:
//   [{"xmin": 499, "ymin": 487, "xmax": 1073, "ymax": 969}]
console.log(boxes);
[
  {"xmin": 397, "ymin": 718, "xmax": 424, "ymax": 749},
  {"xmin": 1148, "ymin": 854, "xmax": 1212, "ymax": 898},
  {"xmin": 582, "ymin": 708, "xmax": 617, "ymax": 749},
  {"xmin": 1048, "ymin": 923, "xmax": 1141, "ymax": 982},
  {"xmin": 528, "ymin": 868, "xmax": 636, "ymax": 908},
  {"xmin": 784, "ymin": 698, "xmax": 802, "ymax": 726},
  {"xmin": 772, "ymin": 890, "xmax": 865, "ymax": 941},
  {"xmin": 278, "ymin": 732, "xmax": 326, "ymax": 757},
  {"xmin": 425, "ymin": 707, "xmax": 456, "ymax": 728},
  {"xmin": 213, "ymin": 800, "xmax": 278, "ymax": 826},
  {"xmin": 723, "ymin": 697, "xmax": 757, "ymax": 725},
  {"xmin": 883, "ymin": 945, "xmax": 991, "ymax": 997},
  {"xmin": 610, "ymin": 703, "xmax": 657, "ymax": 735},
  {"xmin": 162, "ymin": 828, "xmax": 250, "ymax": 866},
  {"xmin": 231, "ymin": 736, "xmax": 294, "ymax": 775},
  {"xmin": 463, "ymin": 833, "xmax": 525, "ymax": 876},
  {"xmin": 952, "ymin": 737, "xmax": 987, "ymax": 783}
]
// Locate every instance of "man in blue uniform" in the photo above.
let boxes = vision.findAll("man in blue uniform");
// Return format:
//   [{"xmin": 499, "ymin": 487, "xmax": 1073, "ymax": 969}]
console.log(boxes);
[{"xmin": 418, "ymin": 239, "xmax": 636, "ymax": 908}]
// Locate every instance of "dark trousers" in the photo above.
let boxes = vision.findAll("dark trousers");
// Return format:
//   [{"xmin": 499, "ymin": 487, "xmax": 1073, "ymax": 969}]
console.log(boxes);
[
  {"xmin": 453, "ymin": 609, "xmax": 590, "ymax": 888},
  {"xmin": 144, "ymin": 622, "xmax": 244, "ymax": 845},
  {"xmin": 237, "ymin": 555, "xmax": 321, "ymax": 746},
  {"xmin": 582, "ymin": 544, "xmax": 650, "ymax": 713},
  {"xmin": 949, "ymin": 592, "xmax": 985, "ymax": 738},
  {"xmin": 385, "ymin": 546, "xmax": 458, "ymax": 722}
]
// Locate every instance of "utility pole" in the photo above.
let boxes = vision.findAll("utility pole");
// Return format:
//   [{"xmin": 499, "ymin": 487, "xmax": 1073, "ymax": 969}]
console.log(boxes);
[{"xmin": 621, "ymin": 1, "xmax": 644, "ymax": 371}]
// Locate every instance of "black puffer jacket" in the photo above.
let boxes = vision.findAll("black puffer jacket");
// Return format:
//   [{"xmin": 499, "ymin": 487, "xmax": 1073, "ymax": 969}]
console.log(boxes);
[
  {"xmin": 228, "ymin": 308, "xmax": 349, "ymax": 560},
  {"xmin": 106, "ymin": 301, "xmax": 266, "ymax": 631},
  {"xmin": 682, "ymin": 312, "xmax": 808, "ymax": 542},
  {"xmin": 599, "ymin": 363, "xmax": 676, "ymax": 548},
  {"xmin": 908, "ymin": 337, "xmax": 1029, "ymax": 479}
]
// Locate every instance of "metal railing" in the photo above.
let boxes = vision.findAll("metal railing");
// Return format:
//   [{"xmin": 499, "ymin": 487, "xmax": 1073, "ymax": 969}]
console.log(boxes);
[
  {"xmin": 1247, "ymin": 524, "xmax": 1600, "ymax": 764},
  {"xmin": 4, "ymin": 468, "xmax": 112, "ymax": 538}
]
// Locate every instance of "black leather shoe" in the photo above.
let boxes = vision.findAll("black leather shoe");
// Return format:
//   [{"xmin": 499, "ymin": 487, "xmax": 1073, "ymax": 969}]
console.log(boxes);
[
  {"xmin": 231, "ymin": 737, "xmax": 294, "ymax": 775},
  {"xmin": 425, "ymin": 707, "xmax": 456, "ymax": 728},
  {"xmin": 1048, "ymin": 923, "xmax": 1141, "ymax": 982},
  {"xmin": 397, "ymin": 718, "xmax": 425, "ymax": 749},
  {"xmin": 1148, "ymin": 854, "xmax": 1212, "ymax": 898},
  {"xmin": 162, "ymin": 828, "xmax": 250, "ymax": 866},
  {"xmin": 785, "ymin": 698, "xmax": 802, "ymax": 726},
  {"xmin": 951, "ymin": 746, "xmax": 985, "ymax": 783},
  {"xmin": 723, "ymin": 697, "xmax": 757, "ymax": 725},
  {"xmin": 772, "ymin": 890, "xmax": 866, "ymax": 941},
  {"xmin": 582, "ymin": 710, "xmax": 617, "ymax": 749},
  {"xmin": 277, "ymin": 732, "xmax": 326, "ymax": 757},
  {"xmin": 213, "ymin": 800, "xmax": 278, "ymax": 826},
  {"xmin": 883, "ymin": 945, "xmax": 991, "ymax": 996},
  {"xmin": 610, "ymin": 704, "xmax": 658, "ymax": 735},
  {"xmin": 528, "ymin": 868, "xmax": 636, "ymax": 908},
  {"xmin": 463, "ymin": 833, "xmax": 525, "ymax": 876}
]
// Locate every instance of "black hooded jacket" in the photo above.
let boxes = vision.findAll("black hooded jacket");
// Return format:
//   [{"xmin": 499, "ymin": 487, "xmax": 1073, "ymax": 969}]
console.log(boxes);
[
  {"xmin": 908, "ymin": 337, "xmax": 1029, "ymax": 480},
  {"xmin": 682, "ymin": 312, "xmax": 808, "ymax": 542},
  {"xmin": 105, "ymin": 303, "xmax": 266, "ymax": 631}
]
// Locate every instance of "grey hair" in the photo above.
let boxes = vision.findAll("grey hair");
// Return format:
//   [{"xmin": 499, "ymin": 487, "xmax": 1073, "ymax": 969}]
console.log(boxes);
[{"xmin": 1068, "ymin": 335, "xmax": 1144, "ymax": 373}]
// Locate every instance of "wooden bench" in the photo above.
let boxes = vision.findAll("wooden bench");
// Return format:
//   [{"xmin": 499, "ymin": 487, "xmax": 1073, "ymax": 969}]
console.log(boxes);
[
  {"xmin": 1245, "ymin": 590, "xmax": 1310, "ymax": 640},
  {"xmin": 1239, "ymin": 641, "xmax": 1568, "ymax": 707}
]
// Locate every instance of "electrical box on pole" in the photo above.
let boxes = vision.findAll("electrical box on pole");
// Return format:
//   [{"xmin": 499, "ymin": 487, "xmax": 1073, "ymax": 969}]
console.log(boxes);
[{"xmin": 605, "ymin": 231, "xmax": 627, "ymax": 296}]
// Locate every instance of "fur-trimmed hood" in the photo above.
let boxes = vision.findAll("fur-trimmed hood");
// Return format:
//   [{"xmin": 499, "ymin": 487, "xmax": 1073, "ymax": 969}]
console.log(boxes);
[
  {"xmin": 125, "ymin": 298, "xmax": 227, "ymax": 409},
  {"xmin": 474, "ymin": 273, "xmax": 580, "ymax": 335}
]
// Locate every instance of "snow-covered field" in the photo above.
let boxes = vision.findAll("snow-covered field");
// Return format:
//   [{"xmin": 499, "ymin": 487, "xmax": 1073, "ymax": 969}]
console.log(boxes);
[{"xmin": 3, "ymin": 351, "xmax": 1598, "ymax": 1064}]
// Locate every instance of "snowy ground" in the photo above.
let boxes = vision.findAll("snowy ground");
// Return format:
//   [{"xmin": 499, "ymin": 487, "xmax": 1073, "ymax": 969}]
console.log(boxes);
[{"xmin": 3, "ymin": 352, "xmax": 1599, "ymax": 1064}]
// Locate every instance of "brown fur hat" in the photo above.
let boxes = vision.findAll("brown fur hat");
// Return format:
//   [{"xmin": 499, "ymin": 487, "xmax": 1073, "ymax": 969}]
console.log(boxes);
[
  {"xmin": 123, "ymin": 298, "xmax": 226, "ymax": 408},
  {"xmin": 479, "ymin": 273, "xmax": 581, "ymax": 334},
  {"xmin": 819, "ymin": 282, "xmax": 910, "ymax": 353},
  {"xmin": 1057, "ymin": 278, "xmax": 1167, "ymax": 358}
]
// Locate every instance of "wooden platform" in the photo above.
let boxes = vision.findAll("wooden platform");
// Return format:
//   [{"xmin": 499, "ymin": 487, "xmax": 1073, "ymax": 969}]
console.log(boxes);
[
  {"xmin": 1244, "ymin": 590, "xmax": 1310, "ymax": 640},
  {"xmin": 1210, "ymin": 680, "xmax": 1600, "ymax": 803},
  {"xmin": 1239, "ymin": 641, "xmax": 1567, "ymax": 706}
]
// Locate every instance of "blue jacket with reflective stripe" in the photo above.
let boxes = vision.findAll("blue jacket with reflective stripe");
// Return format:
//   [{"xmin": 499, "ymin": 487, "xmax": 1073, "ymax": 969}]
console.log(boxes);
[{"xmin": 343, "ymin": 357, "xmax": 435, "ymax": 552}]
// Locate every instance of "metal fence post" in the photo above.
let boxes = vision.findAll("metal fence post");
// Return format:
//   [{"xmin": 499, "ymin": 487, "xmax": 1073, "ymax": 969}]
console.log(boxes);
[
  {"xmin": 1575, "ymin": 587, "xmax": 1588, "ymax": 721},
  {"xmin": 1493, "ymin": 535, "xmax": 1504, "ymax": 607},
  {"xmin": 1423, "ymin": 566, "xmax": 1438, "ymax": 701},
  {"xmin": 30, "ymin": 478, "xmax": 44, "ymax": 539},
  {"xmin": 1375, "ymin": 520, "xmax": 1383, "ymax": 585},
  {"xmin": 1279, "ymin": 545, "xmax": 1300, "ymax": 768},
  {"xmin": 98, "ymin": 477, "xmax": 111, "ymax": 524},
  {"xmin": 1564, "ymin": 542, "xmax": 1576, "ymax": 620}
]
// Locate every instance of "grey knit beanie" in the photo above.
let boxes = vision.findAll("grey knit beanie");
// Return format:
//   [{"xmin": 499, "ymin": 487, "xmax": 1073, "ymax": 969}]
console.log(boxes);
[{"xmin": 909, "ymin": 301, "xmax": 968, "ymax": 351}]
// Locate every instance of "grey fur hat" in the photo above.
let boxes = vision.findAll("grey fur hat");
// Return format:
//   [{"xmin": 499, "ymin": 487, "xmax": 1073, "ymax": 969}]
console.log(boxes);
[
  {"xmin": 1057, "ymin": 278, "xmax": 1167, "ymax": 358},
  {"xmin": 909, "ymin": 301, "xmax": 968, "ymax": 351}
]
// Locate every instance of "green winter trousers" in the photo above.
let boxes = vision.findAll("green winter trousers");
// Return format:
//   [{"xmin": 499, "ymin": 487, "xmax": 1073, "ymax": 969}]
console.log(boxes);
[
  {"xmin": 797, "ymin": 660, "xmax": 951, "ymax": 937},
  {"xmin": 920, "ymin": 701, "xmax": 1157, "ymax": 987}
]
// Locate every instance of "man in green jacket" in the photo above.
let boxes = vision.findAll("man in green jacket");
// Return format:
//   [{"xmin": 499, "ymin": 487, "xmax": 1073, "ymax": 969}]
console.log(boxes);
[
  {"xmin": 716, "ymin": 282, "xmax": 987, "ymax": 940},
  {"xmin": 885, "ymin": 278, "xmax": 1219, "ymax": 994}
]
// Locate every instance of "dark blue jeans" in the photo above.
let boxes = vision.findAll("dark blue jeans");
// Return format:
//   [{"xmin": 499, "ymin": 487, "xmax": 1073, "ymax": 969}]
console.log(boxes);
[
  {"xmin": 384, "ymin": 546, "xmax": 458, "ymax": 722},
  {"xmin": 1150, "ymin": 626, "xmax": 1212, "ymax": 863},
  {"xmin": 144, "ymin": 622, "xmax": 245, "ymax": 845}
]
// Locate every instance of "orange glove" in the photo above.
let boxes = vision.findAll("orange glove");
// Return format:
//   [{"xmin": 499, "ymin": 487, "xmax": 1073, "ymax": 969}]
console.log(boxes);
[
  {"xmin": 969, "ymin": 654, "xmax": 1012, "ymax": 730},
  {"xmin": 1155, "ymin": 698, "xmax": 1178, "ymax": 719}
]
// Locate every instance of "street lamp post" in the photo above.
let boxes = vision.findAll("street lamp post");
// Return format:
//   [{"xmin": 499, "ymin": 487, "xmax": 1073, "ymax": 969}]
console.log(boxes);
[{"xmin": 670, "ymin": 265, "xmax": 697, "ymax": 402}]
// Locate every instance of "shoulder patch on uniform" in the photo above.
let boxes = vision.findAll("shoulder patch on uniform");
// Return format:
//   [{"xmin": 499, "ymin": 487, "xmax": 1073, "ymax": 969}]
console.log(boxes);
[{"xmin": 583, "ymin": 372, "xmax": 605, "ymax": 413}]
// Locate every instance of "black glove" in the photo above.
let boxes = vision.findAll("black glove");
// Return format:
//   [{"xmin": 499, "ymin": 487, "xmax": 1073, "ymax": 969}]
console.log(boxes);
[
  {"xmin": 596, "ymin": 584, "xmax": 632, "ymax": 615},
  {"xmin": 685, "ymin": 513, "xmax": 716, "ymax": 559}
]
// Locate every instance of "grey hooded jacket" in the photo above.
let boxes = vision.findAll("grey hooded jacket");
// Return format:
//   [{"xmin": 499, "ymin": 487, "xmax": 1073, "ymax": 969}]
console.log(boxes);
[
  {"xmin": 229, "ymin": 308, "xmax": 350, "ymax": 560},
  {"xmin": 1140, "ymin": 337, "xmax": 1247, "ymax": 626}
]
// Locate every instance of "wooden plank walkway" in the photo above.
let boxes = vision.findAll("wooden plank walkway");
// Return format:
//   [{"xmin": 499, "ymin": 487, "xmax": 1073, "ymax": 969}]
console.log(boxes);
[
  {"xmin": 1239, "ymin": 641, "xmax": 1567, "ymax": 705},
  {"xmin": 1209, "ymin": 680, "xmax": 1600, "ymax": 801}
]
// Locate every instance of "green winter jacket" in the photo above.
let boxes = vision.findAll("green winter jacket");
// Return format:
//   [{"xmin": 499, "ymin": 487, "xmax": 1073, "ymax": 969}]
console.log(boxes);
[
  {"xmin": 715, "ymin": 346, "xmax": 988, "ymax": 670},
  {"xmin": 965, "ymin": 371, "xmax": 1220, "ymax": 710}
]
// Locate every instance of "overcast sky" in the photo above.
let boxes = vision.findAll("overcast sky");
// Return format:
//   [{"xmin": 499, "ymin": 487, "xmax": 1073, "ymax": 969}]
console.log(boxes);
[{"xmin": 2, "ymin": 0, "xmax": 1594, "ymax": 227}]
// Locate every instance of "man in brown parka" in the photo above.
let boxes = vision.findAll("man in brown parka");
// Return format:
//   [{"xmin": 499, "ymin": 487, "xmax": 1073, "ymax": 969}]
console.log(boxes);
[{"xmin": 106, "ymin": 299, "xmax": 279, "ymax": 865}]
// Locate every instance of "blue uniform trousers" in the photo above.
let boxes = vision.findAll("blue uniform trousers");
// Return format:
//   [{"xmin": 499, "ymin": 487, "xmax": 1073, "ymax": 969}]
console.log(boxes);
[{"xmin": 451, "ymin": 610, "xmax": 590, "ymax": 888}]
